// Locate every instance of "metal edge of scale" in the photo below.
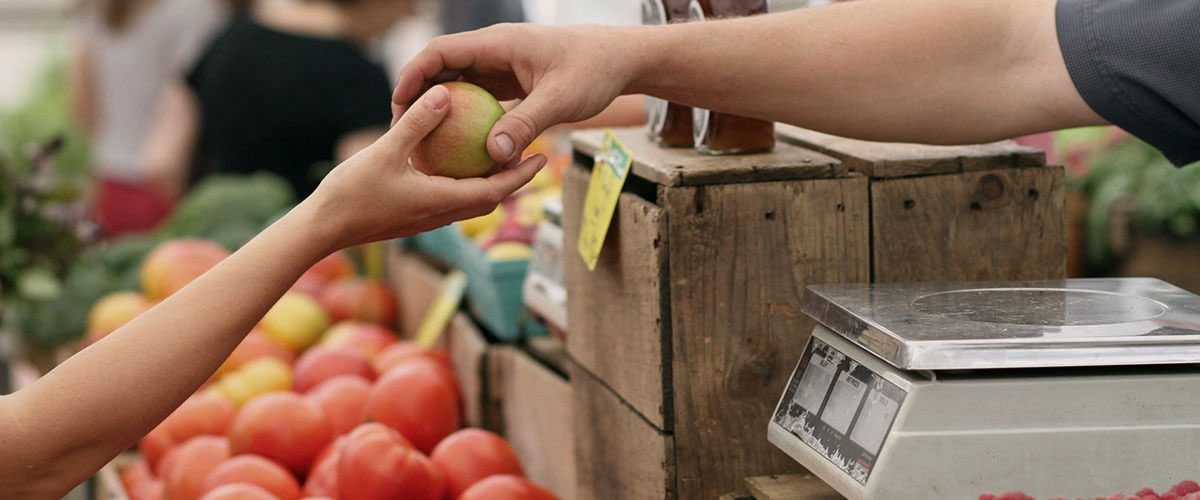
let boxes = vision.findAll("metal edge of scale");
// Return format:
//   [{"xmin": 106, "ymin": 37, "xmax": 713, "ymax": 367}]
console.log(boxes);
[{"xmin": 800, "ymin": 277, "xmax": 1200, "ymax": 371}]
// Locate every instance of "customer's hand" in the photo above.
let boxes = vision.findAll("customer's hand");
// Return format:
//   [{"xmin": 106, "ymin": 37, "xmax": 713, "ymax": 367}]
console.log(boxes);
[
  {"xmin": 308, "ymin": 84, "xmax": 546, "ymax": 251},
  {"xmin": 392, "ymin": 23, "xmax": 645, "ymax": 164}
]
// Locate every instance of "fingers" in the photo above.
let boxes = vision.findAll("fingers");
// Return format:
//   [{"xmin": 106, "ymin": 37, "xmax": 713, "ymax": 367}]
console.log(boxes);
[
  {"xmin": 435, "ymin": 154, "xmax": 548, "ymax": 209},
  {"xmin": 487, "ymin": 87, "xmax": 570, "ymax": 164},
  {"xmin": 379, "ymin": 85, "xmax": 450, "ymax": 159}
]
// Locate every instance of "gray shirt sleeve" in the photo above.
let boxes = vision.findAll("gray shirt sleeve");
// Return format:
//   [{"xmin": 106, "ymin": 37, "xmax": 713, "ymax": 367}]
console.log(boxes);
[{"xmin": 1056, "ymin": 0, "xmax": 1200, "ymax": 167}]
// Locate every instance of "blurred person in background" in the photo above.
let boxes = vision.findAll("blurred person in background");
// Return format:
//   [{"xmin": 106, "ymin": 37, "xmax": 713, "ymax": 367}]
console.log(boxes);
[
  {"xmin": 142, "ymin": 0, "xmax": 415, "ymax": 200},
  {"xmin": 440, "ymin": 0, "xmax": 524, "ymax": 34},
  {"xmin": 69, "ymin": 0, "xmax": 227, "ymax": 236}
]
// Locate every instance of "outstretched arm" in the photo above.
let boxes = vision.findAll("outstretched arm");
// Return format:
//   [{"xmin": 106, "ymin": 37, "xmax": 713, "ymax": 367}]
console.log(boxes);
[
  {"xmin": 0, "ymin": 85, "xmax": 546, "ymax": 500},
  {"xmin": 394, "ymin": 0, "xmax": 1105, "ymax": 163}
]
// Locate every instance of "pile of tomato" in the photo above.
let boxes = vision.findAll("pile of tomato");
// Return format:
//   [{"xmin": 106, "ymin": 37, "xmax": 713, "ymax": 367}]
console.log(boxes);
[{"xmin": 112, "ymin": 249, "xmax": 559, "ymax": 500}]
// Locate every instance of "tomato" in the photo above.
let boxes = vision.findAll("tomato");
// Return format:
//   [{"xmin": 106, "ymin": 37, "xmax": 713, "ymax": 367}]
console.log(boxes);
[
  {"xmin": 228, "ymin": 392, "xmax": 334, "ymax": 475},
  {"xmin": 293, "ymin": 346, "xmax": 375, "ymax": 393},
  {"xmin": 119, "ymin": 459, "xmax": 153, "ymax": 494},
  {"xmin": 302, "ymin": 440, "xmax": 342, "ymax": 499},
  {"xmin": 163, "ymin": 436, "xmax": 231, "ymax": 500},
  {"xmin": 139, "ymin": 422, "xmax": 175, "ymax": 474},
  {"xmin": 214, "ymin": 329, "xmax": 296, "ymax": 380},
  {"xmin": 365, "ymin": 363, "xmax": 461, "ymax": 453},
  {"xmin": 458, "ymin": 475, "xmax": 558, "ymax": 500},
  {"xmin": 128, "ymin": 478, "xmax": 165, "ymax": 500},
  {"xmin": 165, "ymin": 392, "xmax": 237, "ymax": 443},
  {"xmin": 204, "ymin": 455, "xmax": 301, "ymax": 500},
  {"xmin": 318, "ymin": 279, "xmax": 397, "ymax": 326},
  {"xmin": 321, "ymin": 321, "xmax": 397, "ymax": 359},
  {"xmin": 197, "ymin": 484, "xmax": 281, "ymax": 500},
  {"xmin": 304, "ymin": 375, "xmax": 371, "ymax": 436},
  {"xmin": 306, "ymin": 252, "xmax": 356, "ymax": 282},
  {"xmin": 371, "ymin": 344, "xmax": 457, "ymax": 392},
  {"xmin": 430, "ymin": 429, "xmax": 525, "ymax": 498},
  {"xmin": 337, "ymin": 423, "xmax": 444, "ymax": 500}
]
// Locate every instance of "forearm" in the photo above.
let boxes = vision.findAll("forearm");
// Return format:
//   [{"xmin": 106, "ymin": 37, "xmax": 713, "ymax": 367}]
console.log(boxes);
[
  {"xmin": 630, "ymin": 0, "xmax": 1104, "ymax": 144},
  {"xmin": 2, "ymin": 200, "xmax": 334, "ymax": 498}
]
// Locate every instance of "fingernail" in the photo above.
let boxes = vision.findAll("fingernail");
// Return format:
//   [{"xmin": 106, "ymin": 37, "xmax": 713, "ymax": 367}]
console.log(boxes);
[
  {"xmin": 494, "ymin": 133, "xmax": 515, "ymax": 160},
  {"xmin": 424, "ymin": 86, "xmax": 448, "ymax": 110}
]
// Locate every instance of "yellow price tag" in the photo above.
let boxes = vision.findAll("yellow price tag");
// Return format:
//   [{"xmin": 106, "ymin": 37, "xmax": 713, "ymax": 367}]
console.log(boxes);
[
  {"xmin": 577, "ymin": 130, "xmax": 633, "ymax": 271},
  {"xmin": 414, "ymin": 269, "xmax": 468, "ymax": 348}
]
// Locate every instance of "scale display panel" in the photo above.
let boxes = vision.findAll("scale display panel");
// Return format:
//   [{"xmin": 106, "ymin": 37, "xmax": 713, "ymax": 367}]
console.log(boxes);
[{"xmin": 773, "ymin": 336, "xmax": 907, "ymax": 485}]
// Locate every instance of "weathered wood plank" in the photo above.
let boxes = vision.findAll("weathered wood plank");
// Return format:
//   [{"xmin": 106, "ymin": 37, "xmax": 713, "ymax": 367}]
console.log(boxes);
[
  {"xmin": 387, "ymin": 245, "xmax": 445, "ymax": 338},
  {"xmin": 572, "ymin": 128, "xmax": 846, "ymax": 187},
  {"xmin": 745, "ymin": 474, "xmax": 846, "ymax": 500},
  {"xmin": 776, "ymin": 124, "xmax": 1046, "ymax": 178},
  {"xmin": 444, "ymin": 312, "xmax": 491, "ymax": 429},
  {"xmin": 570, "ymin": 360, "xmax": 675, "ymax": 500},
  {"xmin": 562, "ymin": 163, "xmax": 673, "ymax": 429},
  {"xmin": 492, "ymin": 347, "xmax": 576, "ymax": 500},
  {"xmin": 665, "ymin": 176, "xmax": 871, "ymax": 500},
  {"xmin": 871, "ymin": 167, "xmax": 1067, "ymax": 282}
]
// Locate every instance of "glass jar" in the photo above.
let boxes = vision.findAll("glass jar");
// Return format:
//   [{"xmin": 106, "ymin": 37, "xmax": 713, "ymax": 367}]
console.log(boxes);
[
  {"xmin": 642, "ymin": 0, "xmax": 695, "ymax": 147},
  {"xmin": 689, "ymin": 0, "xmax": 775, "ymax": 155}
]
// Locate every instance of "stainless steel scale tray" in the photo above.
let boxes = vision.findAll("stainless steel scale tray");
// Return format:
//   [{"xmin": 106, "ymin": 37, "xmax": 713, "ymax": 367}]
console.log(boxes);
[{"xmin": 801, "ymin": 278, "xmax": 1200, "ymax": 371}]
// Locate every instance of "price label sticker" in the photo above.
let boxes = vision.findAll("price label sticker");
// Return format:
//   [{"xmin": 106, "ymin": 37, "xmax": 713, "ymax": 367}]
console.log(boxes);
[
  {"xmin": 577, "ymin": 130, "xmax": 633, "ymax": 271},
  {"xmin": 414, "ymin": 269, "xmax": 468, "ymax": 348}
]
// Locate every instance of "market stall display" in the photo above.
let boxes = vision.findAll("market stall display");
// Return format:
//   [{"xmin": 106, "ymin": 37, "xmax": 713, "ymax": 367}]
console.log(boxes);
[
  {"xmin": 769, "ymin": 278, "xmax": 1200, "ymax": 499},
  {"xmin": 563, "ymin": 126, "xmax": 1063, "ymax": 500},
  {"xmin": 89, "ymin": 242, "xmax": 561, "ymax": 500}
]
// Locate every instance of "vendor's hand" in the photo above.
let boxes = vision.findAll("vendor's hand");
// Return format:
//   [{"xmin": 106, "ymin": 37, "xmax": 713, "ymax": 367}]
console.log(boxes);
[
  {"xmin": 307, "ymin": 84, "xmax": 547, "ymax": 251},
  {"xmin": 392, "ymin": 23, "xmax": 645, "ymax": 164}
]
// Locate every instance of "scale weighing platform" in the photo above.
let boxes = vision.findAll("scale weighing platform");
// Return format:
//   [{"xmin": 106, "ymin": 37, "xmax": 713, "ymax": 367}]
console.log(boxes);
[{"xmin": 768, "ymin": 278, "xmax": 1200, "ymax": 499}]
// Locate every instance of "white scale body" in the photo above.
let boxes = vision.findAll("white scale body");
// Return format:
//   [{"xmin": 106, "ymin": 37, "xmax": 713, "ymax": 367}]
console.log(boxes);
[{"xmin": 768, "ymin": 278, "xmax": 1200, "ymax": 499}]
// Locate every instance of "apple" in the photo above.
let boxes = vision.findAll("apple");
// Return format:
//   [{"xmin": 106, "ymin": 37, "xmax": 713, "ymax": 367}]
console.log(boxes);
[
  {"xmin": 318, "ymin": 279, "xmax": 396, "ymax": 327},
  {"xmin": 261, "ymin": 292, "xmax": 331, "ymax": 352},
  {"xmin": 410, "ymin": 82, "xmax": 505, "ymax": 179}
]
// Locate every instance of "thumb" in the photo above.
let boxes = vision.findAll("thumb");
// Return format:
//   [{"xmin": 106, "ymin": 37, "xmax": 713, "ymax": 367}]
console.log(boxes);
[
  {"xmin": 380, "ymin": 85, "xmax": 450, "ymax": 158},
  {"xmin": 487, "ymin": 86, "xmax": 565, "ymax": 164}
]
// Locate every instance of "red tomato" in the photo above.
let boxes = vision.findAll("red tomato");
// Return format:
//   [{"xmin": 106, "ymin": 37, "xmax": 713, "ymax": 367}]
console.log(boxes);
[
  {"xmin": 198, "ymin": 484, "xmax": 281, "ymax": 500},
  {"xmin": 337, "ymin": 423, "xmax": 444, "ymax": 500},
  {"xmin": 163, "ymin": 436, "xmax": 231, "ymax": 500},
  {"xmin": 165, "ymin": 392, "xmax": 237, "ymax": 443},
  {"xmin": 305, "ymin": 375, "xmax": 372, "ymax": 436},
  {"xmin": 318, "ymin": 279, "xmax": 396, "ymax": 326},
  {"xmin": 138, "ymin": 423, "xmax": 174, "ymax": 475},
  {"xmin": 215, "ymin": 329, "xmax": 296, "ymax": 380},
  {"xmin": 291, "ymin": 273, "xmax": 330, "ymax": 299},
  {"xmin": 302, "ymin": 443, "xmax": 342, "ymax": 499},
  {"xmin": 204, "ymin": 455, "xmax": 301, "ymax": 500},
  {"xmin": 369, "ymin": 345, "xmax": 453, "ymax": 388},
  {"xmin": 366, "ymin": 364, "xmax": 461, "ymax": 453},
  {"xmin": 322, "ymin": 321, "xmax": 397, "ymax": 359},
  {"xmin": 119, "ymin": 459, "xmax": 153, "ymax": 494},
  {"xmin": 228, "ymin": 392, "xmax": 334, "ymax": 475},
  {"xmin": 306, "ymin": 252, "xmax": 356, "ymax": 282},
  {"xmin": 128, "ymin": 478, "xmax": 165, "ymax": 500},
  {"xmin": 431, "ymin": 429, "xmax": 525, "ymax": 498},
  {"xmin": 458, "ymin": 475, "xmax": 558, "ymax": 500},
  {"xmin": 293, "ymin": 346, "xmax": 375, "ymax": 393}
]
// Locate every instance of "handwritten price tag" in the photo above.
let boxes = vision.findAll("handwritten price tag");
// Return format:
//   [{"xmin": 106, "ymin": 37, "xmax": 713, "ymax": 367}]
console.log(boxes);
[
  {"xmin": 414, "ymin": 269, "xmax": 468, "ymax": 348},
  {"xmin": 577, "ymin": 130, "xmax": 633, "ymax": 271}
]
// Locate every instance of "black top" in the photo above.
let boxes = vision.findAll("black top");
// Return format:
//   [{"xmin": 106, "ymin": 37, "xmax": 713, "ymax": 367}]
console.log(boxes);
[
  {"xmin": 187, "ymin": 16, "xmax": 392, "ymax": 197},
  {"xmin": 1056, "ymin": 0, "xmax": 1200, "ymax": 167}
]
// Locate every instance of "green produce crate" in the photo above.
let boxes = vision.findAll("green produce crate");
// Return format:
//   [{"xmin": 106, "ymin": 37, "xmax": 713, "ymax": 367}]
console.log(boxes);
[{"xmin": 399, "ymin": 227, "xmax": 546, "ymax": 340}]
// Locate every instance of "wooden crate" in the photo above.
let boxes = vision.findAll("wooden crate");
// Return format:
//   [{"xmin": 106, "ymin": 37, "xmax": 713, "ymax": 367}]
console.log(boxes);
[
  {"xmin": 777, "ymin": 125, "xmax": 1066, "ymax": 282},
  {"xmin": 488, "ymin": 343, "xmax": 576, "ymax": 500},
  {"xmin": 744, "ymin": 474, "xmax": 846, "ymax": 500},
  {"xmin": 564, "ymin": 126, "xmax": 1063, "ymax": 499},
  {"xmin": 564, "ymin": 128, "xmax": 870, "ymax": 500}
]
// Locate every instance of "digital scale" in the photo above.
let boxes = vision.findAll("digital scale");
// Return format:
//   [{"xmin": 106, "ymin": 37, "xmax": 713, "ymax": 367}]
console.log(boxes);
[{"xmin": 768, "ymin": 278, "xmax": 1200, "ymax": 499}]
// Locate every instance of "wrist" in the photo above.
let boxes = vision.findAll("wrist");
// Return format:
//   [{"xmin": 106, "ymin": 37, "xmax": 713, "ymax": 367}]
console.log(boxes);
[
  {"xmin": 622, "ymin": 23, "xmax": 687, "ymax": 97},
  {"xmin": 279, "ymin": 195, "xmax": 344, "ymax": 262}
]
